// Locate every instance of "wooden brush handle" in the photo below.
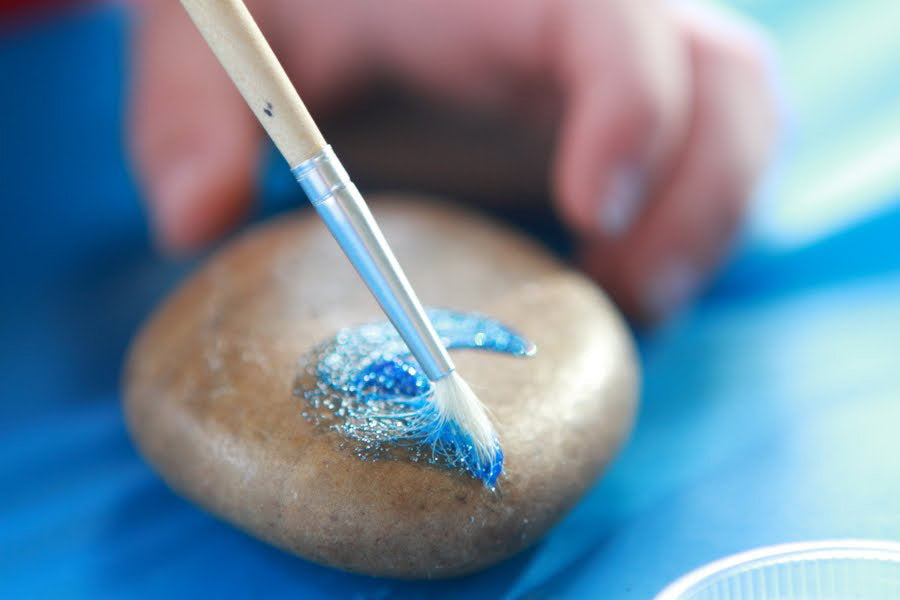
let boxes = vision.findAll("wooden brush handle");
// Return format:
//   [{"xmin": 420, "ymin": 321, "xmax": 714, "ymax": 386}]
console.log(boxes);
[{"xmin": 180, "ymin": 0, "xmax": 326, "ymax": 166}]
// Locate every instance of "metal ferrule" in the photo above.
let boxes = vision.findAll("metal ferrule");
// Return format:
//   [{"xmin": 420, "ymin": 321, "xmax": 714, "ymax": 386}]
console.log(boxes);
[{"xmin": 292, "ymin": 145, "xmax": 455, "ymax": 381}]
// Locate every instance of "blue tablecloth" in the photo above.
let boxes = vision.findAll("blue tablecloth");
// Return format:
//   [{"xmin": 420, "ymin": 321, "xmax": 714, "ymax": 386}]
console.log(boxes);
[{"xmin": 2, "ymin": 4, "xmax": 899, "ymax": 598}]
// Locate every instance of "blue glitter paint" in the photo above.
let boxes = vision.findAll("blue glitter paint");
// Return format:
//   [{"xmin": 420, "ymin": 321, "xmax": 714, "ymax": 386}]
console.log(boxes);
[{"xmin": 295, "ymin": 309, "xmax": 535, "ymax": 488}]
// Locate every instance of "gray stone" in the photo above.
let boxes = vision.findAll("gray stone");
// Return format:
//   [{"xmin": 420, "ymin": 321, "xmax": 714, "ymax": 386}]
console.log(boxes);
[{"xmin": 124, "ymin": 197, "xmax": 638, "ymax": 579}]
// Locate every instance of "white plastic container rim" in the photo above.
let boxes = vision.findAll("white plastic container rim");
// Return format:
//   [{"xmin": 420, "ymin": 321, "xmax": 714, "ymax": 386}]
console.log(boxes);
[{"xmin": 655, "ymin": 539, "xmax": 900, "ymax": 600}]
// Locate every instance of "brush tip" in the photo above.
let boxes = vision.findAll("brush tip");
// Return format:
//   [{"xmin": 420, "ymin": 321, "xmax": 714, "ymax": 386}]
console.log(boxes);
[{"xmin": 432, "ymin": 371, "xmax": 502, "ymax": 485}]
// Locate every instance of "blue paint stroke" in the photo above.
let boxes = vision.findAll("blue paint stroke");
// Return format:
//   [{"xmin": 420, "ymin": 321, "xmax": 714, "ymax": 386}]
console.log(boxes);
[{"xmin": 296, "ymin": 309, "xmax": 535, "ymax": 488}]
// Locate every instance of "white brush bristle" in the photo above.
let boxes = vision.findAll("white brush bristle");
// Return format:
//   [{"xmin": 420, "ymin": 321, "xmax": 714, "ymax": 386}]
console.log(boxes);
[{"xmin": 431, "ymin": 371, "xmax": 498, "ymax": 463}]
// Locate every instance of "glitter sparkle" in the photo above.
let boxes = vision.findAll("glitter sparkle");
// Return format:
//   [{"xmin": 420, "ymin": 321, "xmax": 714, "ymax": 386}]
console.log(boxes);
[{"xmin": 294, "ymin": 309, "xmax": 535, "ymax": 487}]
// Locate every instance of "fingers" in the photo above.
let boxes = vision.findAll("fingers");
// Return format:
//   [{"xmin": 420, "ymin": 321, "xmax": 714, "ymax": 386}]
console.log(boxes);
[
  {"xmin": 579, "ymin": 5, "xmax": 778, "ymax": 323},
  {"xmin": 129, "ymin": 1, "xmax": 261, "ymax": 253},
  {"xmin": 552, "ymin": 0, "xmax": 690, "ymax": 238}
]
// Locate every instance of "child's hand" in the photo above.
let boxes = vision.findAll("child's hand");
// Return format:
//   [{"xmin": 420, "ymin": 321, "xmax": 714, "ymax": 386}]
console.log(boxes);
[{"xmin": 130, "ymin": 0, "xmax": 777, "ymax": 323}]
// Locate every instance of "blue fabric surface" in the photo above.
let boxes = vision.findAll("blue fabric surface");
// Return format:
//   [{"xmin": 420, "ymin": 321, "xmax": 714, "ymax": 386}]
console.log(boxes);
[{"xmin": 2, "ymin": 4, "xmax": 899, "ymax": 598}]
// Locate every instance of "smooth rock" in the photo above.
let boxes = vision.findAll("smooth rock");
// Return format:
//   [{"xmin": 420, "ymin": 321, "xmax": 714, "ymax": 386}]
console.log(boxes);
[{"xmin": 124, "ymin": 197, "xmax": 639, "ymax": 579}]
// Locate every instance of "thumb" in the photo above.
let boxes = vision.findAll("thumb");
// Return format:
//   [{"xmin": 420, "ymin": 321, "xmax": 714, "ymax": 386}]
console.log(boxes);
[{"xmin": 129, "ymin": 1, "xmax": 261, "ymax": 253}]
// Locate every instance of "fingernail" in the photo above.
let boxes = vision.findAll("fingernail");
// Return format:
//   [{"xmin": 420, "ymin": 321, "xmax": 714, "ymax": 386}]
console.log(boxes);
[
  {"xmin": 149, "ymin": 161, "xmax": 201, "ymax": 251},
  {"xmin": 642, "ymin": 259, "xmax": 701, "ymax": 320},
  {"xmin": 597, "ymin": 166, "xmax": 646, "ymax": 237}
]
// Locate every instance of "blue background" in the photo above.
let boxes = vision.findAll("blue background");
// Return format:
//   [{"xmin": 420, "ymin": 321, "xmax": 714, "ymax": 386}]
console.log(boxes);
[{"xmin": 2, "ymin": 3, "xmax": 899, "ymax": 598}]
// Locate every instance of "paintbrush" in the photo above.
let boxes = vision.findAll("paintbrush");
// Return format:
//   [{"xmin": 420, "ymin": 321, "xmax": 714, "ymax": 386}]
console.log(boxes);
[{"xmin": 179, "ymin": 0, "xmax": 501, "ymax": 478}]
